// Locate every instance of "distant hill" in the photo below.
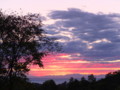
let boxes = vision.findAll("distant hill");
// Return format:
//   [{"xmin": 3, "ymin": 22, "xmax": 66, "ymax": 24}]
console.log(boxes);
[{"xmin": 29, "ymin": 74, "xmax": 105, "ymax": 84}]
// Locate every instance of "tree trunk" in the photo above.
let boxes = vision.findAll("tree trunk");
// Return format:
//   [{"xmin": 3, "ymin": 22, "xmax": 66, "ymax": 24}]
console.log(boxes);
[{"xmin": 9, "ymin": 65, "xmax": 13, "ymax": 90}]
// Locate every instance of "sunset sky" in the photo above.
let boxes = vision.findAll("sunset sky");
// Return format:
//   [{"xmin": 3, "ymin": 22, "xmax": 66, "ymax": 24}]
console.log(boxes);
[{"xmin": 1, "ymin": 0, "xmax": 120, "ymax": 77}]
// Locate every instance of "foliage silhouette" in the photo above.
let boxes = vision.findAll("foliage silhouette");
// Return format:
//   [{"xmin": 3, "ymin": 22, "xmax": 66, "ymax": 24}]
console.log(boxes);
[
  {"xmin": 41, "ymin": 70, "xmax": 120, "ymax": 90},
  {"xmin": 88, "ymin": 74, "xmax": 96, "ymax": 83},
  {"xmin": 41, "ymin": 80, "xmax": 57, "ymax": 90},
  {"xmin": 67, "ymin": 77, "xmax": 80, "ymax": 90},
  {"xmin": 0, "ymin": 68, "xmax": 120, "ymax": 90},
  {"xmin": 0, "ymin": 10, "xmax": 61, "ymax": 90}
]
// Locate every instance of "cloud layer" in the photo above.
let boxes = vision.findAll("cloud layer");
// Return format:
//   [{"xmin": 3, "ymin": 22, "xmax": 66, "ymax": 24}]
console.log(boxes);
[
  {"xmin": 30, "ymin": 54, "xmax": 120, "ymax": 76},
  {"xmin": 45, "ymin": 8, "xmax": 120, "ymax": 62}
]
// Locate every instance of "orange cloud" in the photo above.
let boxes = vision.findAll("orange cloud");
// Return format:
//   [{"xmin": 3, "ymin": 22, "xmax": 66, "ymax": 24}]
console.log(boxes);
[{"xmin": 29, "ymin": 53, "xmax": 120, "ymax": 76}]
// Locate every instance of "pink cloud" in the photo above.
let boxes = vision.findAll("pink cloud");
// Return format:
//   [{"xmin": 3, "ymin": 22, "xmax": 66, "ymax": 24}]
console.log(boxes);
[{"xmin": 29, "ymin": 53, "xmax": 120, "ymax": 76}]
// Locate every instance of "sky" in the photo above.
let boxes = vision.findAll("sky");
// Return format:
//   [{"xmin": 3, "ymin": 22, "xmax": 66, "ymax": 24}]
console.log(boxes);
[{"xmin": 1, "ymin": 0, "xmax": 120, "ymax": 77}]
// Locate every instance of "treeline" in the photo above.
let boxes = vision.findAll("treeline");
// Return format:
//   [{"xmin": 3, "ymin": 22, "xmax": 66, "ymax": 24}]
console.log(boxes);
[{"xmin": 0, "ymin": 70, "xmax": 120, "ymax": 90}]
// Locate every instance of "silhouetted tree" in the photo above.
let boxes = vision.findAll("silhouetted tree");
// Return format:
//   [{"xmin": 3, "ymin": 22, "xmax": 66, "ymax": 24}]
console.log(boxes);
[
  {"xmin": 0, "ymin": 10, "xmax": 61, "ymax": 90},
  {"xmin": 88, "ymin": 74, "xmax": 96, "ymax": 83},
  {"xmin": 67, "ymin": 77, "xmax": 80, "ymax": 90},
  {"xmin": 105, "ymin": 72, "xmax": 113, "ymax": 78},
  {"xmin": 105, "ymin": 70, "xmax": 120, "ymax": 78},
  {"xmin": 58, "ymin": 81, "xmax": 67, "ymax": 90},
  {"xmin": 81, "ymin": 76, "xmax": 86, "ymax": 82},
  {"xmin": 41, "ymin": 80, "xmax": 57, "ymax": 90},
  {"xmin": 69, "ymin": 77, "xmax": 74, "ymax": 83},
  {"xmin": 80, "ymin": 76, "xmax": 89, "ymax": 90}
]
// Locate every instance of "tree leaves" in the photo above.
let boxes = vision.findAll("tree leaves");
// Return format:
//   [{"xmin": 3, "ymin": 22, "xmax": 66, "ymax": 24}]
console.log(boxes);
[{"xmin": 0, "ymin": 11, "xmax": 61, "ymax": 79}]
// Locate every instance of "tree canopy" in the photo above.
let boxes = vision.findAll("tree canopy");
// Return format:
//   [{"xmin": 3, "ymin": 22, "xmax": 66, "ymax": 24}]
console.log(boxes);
[{"xmin": 0, "ymin": 11, "xmax": 61, "ymax": 89}]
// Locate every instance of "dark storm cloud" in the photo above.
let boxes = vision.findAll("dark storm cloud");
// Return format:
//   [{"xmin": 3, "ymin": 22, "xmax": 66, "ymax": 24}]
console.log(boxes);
[{"xmin": 46, "ymin": 8, "xmax": 120, "ymax": 61}]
